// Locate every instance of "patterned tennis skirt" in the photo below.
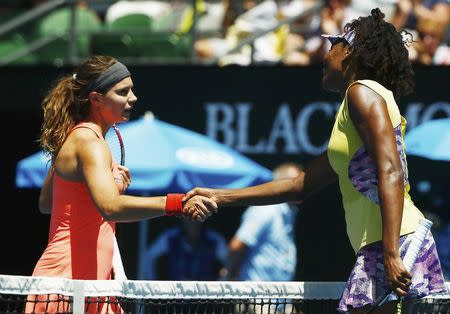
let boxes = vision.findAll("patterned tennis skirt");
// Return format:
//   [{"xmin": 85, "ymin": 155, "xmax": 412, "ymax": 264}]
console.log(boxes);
[{"xmin": 338, "ymin": 231, "xmax": 447, "ymax": 313}]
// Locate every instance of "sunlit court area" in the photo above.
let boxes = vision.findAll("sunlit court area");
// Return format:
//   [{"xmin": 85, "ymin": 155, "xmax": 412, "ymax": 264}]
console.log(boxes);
[{"xmin": 1, "ymin": 0, "xmax": 450, "ymax": 313}]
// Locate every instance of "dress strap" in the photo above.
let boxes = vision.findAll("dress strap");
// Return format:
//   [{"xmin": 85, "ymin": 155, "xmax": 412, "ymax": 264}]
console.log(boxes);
[
  {"xmin": 71, "ymin": 122, "xmax": 104, "ymax": 140},
  {"xmin": 72, "ymin": 123, "xmax": 118, "ymax": 172}
]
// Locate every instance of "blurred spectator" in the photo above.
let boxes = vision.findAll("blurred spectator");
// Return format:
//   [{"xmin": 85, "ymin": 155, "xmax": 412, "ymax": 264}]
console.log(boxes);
[
  {"xmin": 321, "ymin": 0, "xmax": 350, "ymax": 36},
  {"xmin": 390, "ymin": 0, "xmax": 450, "ymax": 32},
  {"xmin": 283, "ymin": 0, "xmax": 350, "ymax": 66},
  {"xmin": 104, "ymin": 0, "xmax": 220, "ymax": 34},
  {"xmin": 408, "ymin": 17, "xmax": 450, "ymax": 65},
  {"xmin": 278, "ymin": 0, "xmax": 320, "ymax": 65},
  {"xmin": 141, "ymin": 220, "xmax": 227, "ymax": 280},
  {"xmin": 344, "ymin": 0, "xmax": 397, "ymax": 23},
  {"xmin": 5, "ymin": 0, "xmax": 450, "ymax": 66},
  {"xmin": 221, "ymin": 0, "xmax": 261, "ymax": 32},
  {"xmin": 184, "ymin": 0, "xmax": 227, "ymax": 34},
  {"xmin": 221, "ymin": 162, "xmax": 302, "ymax": 281},
  {"xmin": 195, "ymin": 0, "xmax": 272, "ymax": 65},
  {"xmin": 195, "ymin": 0, "xmax": 316, "ymax": 65}
]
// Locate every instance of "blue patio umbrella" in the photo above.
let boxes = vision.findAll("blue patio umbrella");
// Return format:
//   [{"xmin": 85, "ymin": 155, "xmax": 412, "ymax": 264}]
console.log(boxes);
[
  {"xmin": 404, "ymin": 118, "xmax": 450, "ymax": 179},
  {"xmin": 16, "ymin": 112, "xmax": 273, "ymax": 192},
  {"xmin": 16, "ymin": 150, "xmax": 51, "ymax": 189},
  {"xmin": 405, "ymin": 118, "xmax": 450, "ymax": 162}
]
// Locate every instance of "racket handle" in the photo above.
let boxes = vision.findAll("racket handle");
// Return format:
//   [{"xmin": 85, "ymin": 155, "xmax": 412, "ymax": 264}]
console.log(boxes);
[{"xmin": 402, "ymin": 218, "xmax": 432, "ymax": 272}]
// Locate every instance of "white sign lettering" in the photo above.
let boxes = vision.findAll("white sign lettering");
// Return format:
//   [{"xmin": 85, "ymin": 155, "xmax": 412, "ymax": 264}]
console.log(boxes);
[{"xmin": 205, "ymin": 102, "xmax": 450, "ymax": 156}]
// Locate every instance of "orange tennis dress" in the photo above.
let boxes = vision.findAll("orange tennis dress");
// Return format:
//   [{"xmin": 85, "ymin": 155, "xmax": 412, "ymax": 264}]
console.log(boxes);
[{"xmin": 26, "ymin": 123, "xmax": 126, "ymax": 313}]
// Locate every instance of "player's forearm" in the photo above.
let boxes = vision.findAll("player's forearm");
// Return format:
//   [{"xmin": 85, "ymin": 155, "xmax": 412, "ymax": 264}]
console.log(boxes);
[
  {"xmin": 100, "ymin": 195, "xmax": 167, "ymax": 222},
  {"xmin": 378, "ymin": 167, "xmax": 404, "ymax": 257},
  {"xmin": 216, "ymin": 177, "xmax": 302, "ymax": 207},
  {"xmin": 216, "ymin": 155, "xmax": 336, "ymax": 208}
]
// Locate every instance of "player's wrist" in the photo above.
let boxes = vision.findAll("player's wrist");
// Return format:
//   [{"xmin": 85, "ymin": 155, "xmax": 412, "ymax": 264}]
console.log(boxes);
[
  {"xmin": 383, "ymin": 251, "xmax": 400, "ymax": 263},
  {"xmin": 165, "ymin": 193, "xmax": 185, "ymax": 216},
  {"xmin": 211, "ymin": 189, "xmax": 228, "ymax": 207}
]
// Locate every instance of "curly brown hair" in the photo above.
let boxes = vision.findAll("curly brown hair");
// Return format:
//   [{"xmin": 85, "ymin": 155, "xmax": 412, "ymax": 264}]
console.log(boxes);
[
  {"xmin": 39, "ymin": 55, "xmax": 117, "ymax": 163},
  {"xmin": 345, "ymin": 8, "xmax": 414, "ymax": 100}
]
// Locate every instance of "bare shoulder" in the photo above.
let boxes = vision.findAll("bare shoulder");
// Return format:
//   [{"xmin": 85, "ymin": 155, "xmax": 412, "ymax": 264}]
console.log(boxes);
[
  {"xmin": 347, "ymin": 83, "xmax": 387, "ymax": 121},
  {"xmin": 68, "ymin": 128, "xmax": 110, "ymax": 163},
  {"xmin": 70, "ymin": 127, "xmax": 101, "ymax": 144},
  {"xmin": 54, "ymin": 128, "xmax": 108, "ymax": 179},
  {"xmin": 347, "ymin": 83, "xmax": 385, "ymax": 109}
]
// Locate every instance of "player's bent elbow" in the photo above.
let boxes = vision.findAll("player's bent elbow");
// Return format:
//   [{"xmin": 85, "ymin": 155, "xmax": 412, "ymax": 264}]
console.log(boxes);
[
  {"xmin": 97, "ymin": 204, "xmax": 122, "ymax": 221},
  {"xmin": 100, "ymin": 210, "xmax": 121, "ymax": 221},
  {"xmin": 381, "ymin": 163, "xmax": 403, "ymax": 184}
]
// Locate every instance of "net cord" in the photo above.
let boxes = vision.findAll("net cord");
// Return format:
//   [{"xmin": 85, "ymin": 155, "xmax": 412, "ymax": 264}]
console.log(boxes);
[
  {"xmin": 0, "ymin": 275, "xmax": 344, "ymax": 299},
  {"xmin": 0, "ymin": 275, "xmax": 448, "ymax": 300}
]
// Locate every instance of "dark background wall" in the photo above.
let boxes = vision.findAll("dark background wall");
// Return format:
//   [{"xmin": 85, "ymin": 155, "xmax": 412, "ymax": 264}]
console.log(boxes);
[{"xmin": 2, "ymin": 65, "xmax": 449, "ymax": 281}]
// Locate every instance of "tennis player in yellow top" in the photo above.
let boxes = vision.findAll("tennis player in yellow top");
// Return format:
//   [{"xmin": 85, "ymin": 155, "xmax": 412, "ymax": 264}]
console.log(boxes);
[{"xmin": 184, "ymin": 8, "xmax": 447, "ymax": 314}]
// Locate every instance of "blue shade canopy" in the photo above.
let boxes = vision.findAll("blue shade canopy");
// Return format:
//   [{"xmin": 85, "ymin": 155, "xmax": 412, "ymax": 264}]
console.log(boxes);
[
  {"xmin": 405, "ymin": 118, "xmax": 450, "ymax": 162},
  {"xmin": 16, "ymin": 113, "xmax": 273, "ymax": 193},
  {"xmin": 16, "ymin": 150, "xmax": 52, "ymax": 188}
]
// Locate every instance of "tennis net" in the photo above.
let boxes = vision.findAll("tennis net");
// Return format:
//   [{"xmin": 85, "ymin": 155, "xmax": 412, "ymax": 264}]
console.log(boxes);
[{"xmin": 0, "ymin": 274, "xmax": 448, "ymax": 313}]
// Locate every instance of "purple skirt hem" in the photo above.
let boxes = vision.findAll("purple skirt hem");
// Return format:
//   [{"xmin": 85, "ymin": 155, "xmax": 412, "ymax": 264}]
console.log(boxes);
[{"xmin": 338, "ymin": 231, "xmax": 447, "ymax": 313}]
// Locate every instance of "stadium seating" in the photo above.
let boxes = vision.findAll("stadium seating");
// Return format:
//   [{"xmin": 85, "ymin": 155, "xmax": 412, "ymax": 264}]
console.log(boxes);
[
  {"xmin": 108, "ymin": 13, "xmax": 154, "ymax": 31},
  {"xmin": 91, "ymin": 31, "xmax": 191, "ymax": 61},
  {"xmin": 92, "ymin": 10, "xmax": 192, "ymax": 62},
  {"xmin": 31, "ymin": 7, "xmax": 102, "ymax": 65},
  {"xmin": 0, "ymin": 32, "xmax": 36, "ymax": 65},
  {"xmin": 0, "ymin": 10, "xmax": 36, "ymax": 65}
]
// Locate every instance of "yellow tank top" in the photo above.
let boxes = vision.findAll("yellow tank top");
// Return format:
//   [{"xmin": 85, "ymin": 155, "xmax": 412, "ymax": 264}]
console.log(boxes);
[{"xmin": 327, "ymin": 79, "xmax": 423, "ymax": 253}]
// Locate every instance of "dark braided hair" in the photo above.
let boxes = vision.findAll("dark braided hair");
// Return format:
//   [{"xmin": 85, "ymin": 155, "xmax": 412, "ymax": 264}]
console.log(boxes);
[{"xmin": 345, "ymin": 8, "xmax": 414, "ymax": 101}]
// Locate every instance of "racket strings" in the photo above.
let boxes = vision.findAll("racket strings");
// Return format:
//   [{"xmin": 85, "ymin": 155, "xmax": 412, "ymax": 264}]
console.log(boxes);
[{"xmin": 106, "ymin": 124, "xmax": 125, "ymax": 166}]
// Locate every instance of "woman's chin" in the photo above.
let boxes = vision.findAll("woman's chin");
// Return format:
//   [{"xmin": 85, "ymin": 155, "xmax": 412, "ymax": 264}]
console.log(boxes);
[{"xmin": 122, "ymin": 112, "xmax": 131, "ymax": 120}]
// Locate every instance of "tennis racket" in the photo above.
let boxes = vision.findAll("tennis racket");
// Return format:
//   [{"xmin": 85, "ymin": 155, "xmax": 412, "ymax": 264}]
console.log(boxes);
[
  {"xmin": 105, "ymin": 124, "xmax": 125, "ymax": 166},
  {"xmin": 365, "ymin": 218, "xmax": 433, "ymax": 313}
]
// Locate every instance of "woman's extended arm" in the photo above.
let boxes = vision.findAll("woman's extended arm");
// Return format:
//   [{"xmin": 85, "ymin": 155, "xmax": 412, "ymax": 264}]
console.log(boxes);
[
  {"xmin": 183, "ymin": 152, "xmax": 337, "ymax": 208},
  {"xmin": 78, "ymin": 134, "xmax": 216, "ymax": 222}
]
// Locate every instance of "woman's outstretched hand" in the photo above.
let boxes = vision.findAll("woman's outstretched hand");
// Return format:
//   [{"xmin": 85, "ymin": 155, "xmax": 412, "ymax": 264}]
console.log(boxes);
[
  {"xmin": 182, "ymin": 194, "xmax": 218, "ymax": 222},
  {"xmin": 183, "ymin": 187, "xmax": 220, "ymax": 204}
]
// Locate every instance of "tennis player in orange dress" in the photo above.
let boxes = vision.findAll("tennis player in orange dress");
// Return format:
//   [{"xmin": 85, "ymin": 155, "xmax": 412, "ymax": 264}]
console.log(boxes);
[{"xmin": 25, "ymin": 55, "xmax": 217, "ymax": 314}]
